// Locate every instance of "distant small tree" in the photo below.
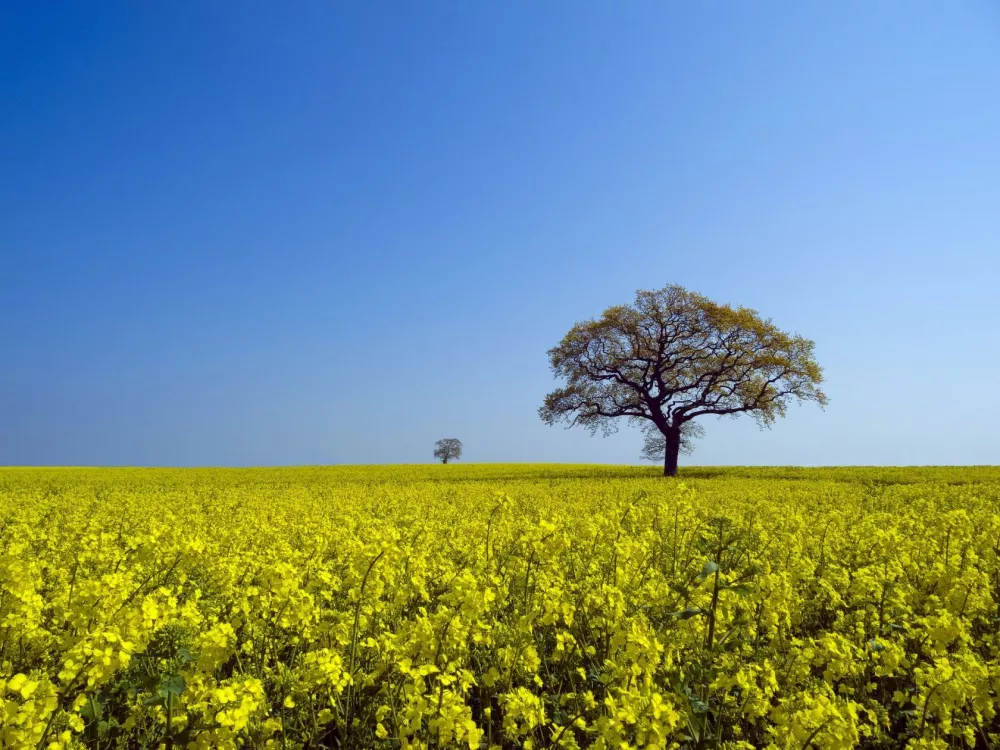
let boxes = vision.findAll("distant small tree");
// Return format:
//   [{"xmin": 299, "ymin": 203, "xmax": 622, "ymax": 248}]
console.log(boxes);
[
  {"xmin": 639, "ymin": 421, "xmax": 704, "ymax": 462},
  {"xmin": 433, "ymin": 438, "xmax": 463, "ymax": 464}
]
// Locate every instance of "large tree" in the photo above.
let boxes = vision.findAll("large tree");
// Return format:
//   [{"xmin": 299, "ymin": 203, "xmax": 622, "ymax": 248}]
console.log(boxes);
[
  {"xmin": 539, "ymin": 284, "xmax": 827, "ymax": 476},
  {"xmin": 433, "ymin": 438, "xmax": 463, "ymax": 464}
]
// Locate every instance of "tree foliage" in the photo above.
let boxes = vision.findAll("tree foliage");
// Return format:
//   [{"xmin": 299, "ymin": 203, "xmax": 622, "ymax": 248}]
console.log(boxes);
[
  {"xmin": 539, "ymin": 284, "xmax": 826, "ymax": 476},
  {"xmin": 433, "ymin": 438, "xmax": 463, "ymax": 464}
]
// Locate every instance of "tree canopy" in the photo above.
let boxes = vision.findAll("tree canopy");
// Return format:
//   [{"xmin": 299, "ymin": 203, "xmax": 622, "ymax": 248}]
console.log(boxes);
[
  {"xmin": 433, "ymin": 438, "xmax": 463, "ymax": 464},
  {"xmin": 539, "ymin": 284, "xmax": 826, "ymax": 476}
]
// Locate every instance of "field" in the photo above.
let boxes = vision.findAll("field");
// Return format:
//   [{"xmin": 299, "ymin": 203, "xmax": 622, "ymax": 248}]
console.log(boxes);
[{"xmin": 2, "ymin": 465, "xmax": 999, "ymax": 750}]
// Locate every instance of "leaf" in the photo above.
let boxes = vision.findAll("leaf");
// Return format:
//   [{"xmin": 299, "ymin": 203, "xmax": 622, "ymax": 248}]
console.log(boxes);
[
  {"xmin": 159, "ymin": 674, "xmax": 186, "ymax": 698},
  {"xmin": 80, "ymin": 699, "xmax": 103, "ymax": 722},
  {"xmin": 667, "ymin": 607, "xmax": 703, "ymax": 620},
  {"xmin": 719, "ymin": 637, "xmax": 742, "ymax": 652},
  {"xmin": 698, "ymin": 560, "xmax": 720, "ymax": 581},
  {"xmin": 683, "ymin": 685, "xmax": 710, "ymax": 714},
  {"xmin": 722, "ymin": 584, "xmax": 754, "ymax": 596}
]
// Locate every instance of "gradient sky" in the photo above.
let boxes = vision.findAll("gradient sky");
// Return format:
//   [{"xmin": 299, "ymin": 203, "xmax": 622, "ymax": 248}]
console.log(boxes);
[{"xmin": 2, "ymin": 2, "xmax": 998, "ymax": 467}]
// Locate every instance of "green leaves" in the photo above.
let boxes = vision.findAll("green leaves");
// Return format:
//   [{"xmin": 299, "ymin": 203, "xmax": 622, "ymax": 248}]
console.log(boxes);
[
  {"xmin": 681, "ymin": 684, "xmax": 710, "ymax": 714},
  {"xmin": 161, "ymin": 674, "xmax": 186, "ymax": 697},
  {"xmin": 143, "ymin": 674, "xmax": 186, "ymax": 707},
  {"xmin": 697, "ymin": 560, "xmax": 720, "ymax": 581},
  {"xmin": 720, "ymin": 582, "xmax": 753, "ymax": 596},
  {"xmin": 667, "ymin": 606, "xmax": 704, "ymax": 620},
  {"xmin": 80, "ymin": 697, "xmax": 103, "ymax": 723}
]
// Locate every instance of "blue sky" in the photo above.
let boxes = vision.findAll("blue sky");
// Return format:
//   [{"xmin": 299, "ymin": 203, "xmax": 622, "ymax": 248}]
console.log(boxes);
[{"xmin": 2, "ymin": 2, "xmax": 998, "ymax": 467}]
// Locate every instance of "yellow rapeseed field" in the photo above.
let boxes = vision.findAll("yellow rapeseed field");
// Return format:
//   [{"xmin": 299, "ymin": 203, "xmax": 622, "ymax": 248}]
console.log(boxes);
[{"xmin": 2, "ymin": 465, "xmax": 999, "ymax": 749}]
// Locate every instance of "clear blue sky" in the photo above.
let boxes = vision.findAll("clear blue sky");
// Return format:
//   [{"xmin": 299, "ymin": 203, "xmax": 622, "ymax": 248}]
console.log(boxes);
[{"xmin": 2, "ymin": 2, "xmax": 998, "ymax": 467}]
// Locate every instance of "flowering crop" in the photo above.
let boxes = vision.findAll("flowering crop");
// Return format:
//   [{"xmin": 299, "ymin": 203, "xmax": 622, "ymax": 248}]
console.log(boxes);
[{"xmin": 1, "ymin": 465, "xmax": 999, "ymax": 749}]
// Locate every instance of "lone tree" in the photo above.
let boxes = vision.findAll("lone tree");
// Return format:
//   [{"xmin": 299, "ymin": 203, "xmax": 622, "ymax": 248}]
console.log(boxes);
[
  {"xmin": 639, "ymin": 421, "xmax": 704, "ymax": 463},
  {"xmin": 539, "ymin": 284, "xmax": 826, "ymax": 476},
  {"xmin": 433, "ymin": 438, "xmax": 463, "ymax": 464}
]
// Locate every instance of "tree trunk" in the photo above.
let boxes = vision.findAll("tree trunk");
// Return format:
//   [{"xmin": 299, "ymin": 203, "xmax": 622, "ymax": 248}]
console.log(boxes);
[
  {"xmin": 442, "ymin": 457, "xmax": 448, "ymax": 464},
  {"xmin": 663, "ymin": 426, "xmax": 681, "ymax": 477}
]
